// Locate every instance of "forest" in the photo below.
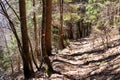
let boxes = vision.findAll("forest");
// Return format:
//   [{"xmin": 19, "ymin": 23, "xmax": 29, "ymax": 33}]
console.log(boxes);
[{"xmin": 0, "ymin": 0, "xmax": 120, "ymax": 80}]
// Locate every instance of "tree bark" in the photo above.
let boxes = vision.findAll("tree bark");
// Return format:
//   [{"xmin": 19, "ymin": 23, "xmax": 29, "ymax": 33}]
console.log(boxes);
[
  {"xmin": 42, "ymin": 0, "xmax": 54, "ymax": 76},
  {"xmin": 59, "ymin": 0, "xmax": 65, "ymax": 49},
  {"xmin": 19, "ymin": 0, "xmax": 34, "ymax": 79},
  {"xmin": 32, "ymin": 0, "xmax": 40, "ymax": 70},
  {"xmin": 45, "ymin": 0, "xmax": 52, "ymax": 56}
]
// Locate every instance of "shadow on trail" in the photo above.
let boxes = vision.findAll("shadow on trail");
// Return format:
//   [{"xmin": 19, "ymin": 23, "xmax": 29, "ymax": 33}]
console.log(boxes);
[
  {"xmin": 82, "ymin": 53, "xmax": 120, "ymax": 65},
  {"xmin": 107, "ymin": 40, "xmax": 120, "ymax": 48},
  {"xmin": 69, "ymin": 48, "xmax": 105, "ymax": 57},
  {"xmin": 85, "ymin": 69, "xmax": 120, "ymax": 80},
  {"xmin": 52, "ymin": 59, "xmax": 79, "ymax": 66}
]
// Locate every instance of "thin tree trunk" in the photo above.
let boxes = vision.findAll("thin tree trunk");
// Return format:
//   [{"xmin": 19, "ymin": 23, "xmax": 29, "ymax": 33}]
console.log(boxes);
[
  {"xmin": 59, "ymin": 0, "xmax": 65, "ymax": 49},
  {"xmin": 17, "ymin": 55, "xmax": 21, "ymax": 72},
  {"xmin": 28, "ymin": 37, "xmax": 39, "ymax": 70},
  {"xmin": 32, "ymin": 0, "xmax": 40, "ymax": 70}
]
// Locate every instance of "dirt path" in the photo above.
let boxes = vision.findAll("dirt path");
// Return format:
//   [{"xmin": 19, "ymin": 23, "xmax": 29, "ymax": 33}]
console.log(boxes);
[{"xmin": 50, "ymin": 36, "xmax": 120, "ymax": 80}]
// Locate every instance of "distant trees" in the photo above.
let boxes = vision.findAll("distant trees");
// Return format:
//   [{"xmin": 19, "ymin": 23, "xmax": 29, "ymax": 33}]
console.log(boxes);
[
  {"xmin": 0, "ymin": 0, "xmax": 23, "ymax": 75},
  {"xmin": 86, "ymin": 0, "xmax": 120, "ymax": 48},
  {"xmin": 77, "ymin": 19, "xmax": 92, "ymax": 38}
]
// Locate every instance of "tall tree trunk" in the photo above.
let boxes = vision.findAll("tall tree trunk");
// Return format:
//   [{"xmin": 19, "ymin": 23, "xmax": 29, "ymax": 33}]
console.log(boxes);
[
  {"xmin": 45, "ymin": 0, "xmax": 52, "ymax": 56},
  {"xmin": 19, "ymin": 0, "xmax": 34, "ymax": 79},
  {"xmin": 42, "ymin": 0, "xmax": 54, "ymax": 76},
  {"xmin": 59, "ymin": 0, "xmax": 65, "ymax": 49}
]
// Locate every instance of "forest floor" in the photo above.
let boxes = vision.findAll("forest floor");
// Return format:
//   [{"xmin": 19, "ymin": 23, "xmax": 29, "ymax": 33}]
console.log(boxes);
[
  {"xmin": 2, "ymin": 35, "xmax": 120, "ymax": 80},
  {"xmin": 38, "ymin": 35, "xmax": 120, "ymax": 80}
]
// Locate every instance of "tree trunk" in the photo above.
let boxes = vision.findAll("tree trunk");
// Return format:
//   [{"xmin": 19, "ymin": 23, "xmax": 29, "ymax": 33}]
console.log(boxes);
[
  {"xmin": 42, "ymin": 0, "xmax": 54, "ymax": 76},
  {"xmin": 59, "ymin": 0, "xmax": 65, "ymax": 49},
  {"xmin": 45, "ymin": 0, "xmax": 52, "ymax": 56},
  {"xmin": 32, "ymin": 0, "xmax": 40, "ymax": 70},
  {"xmin": 19, "ymin": 0, "xmax": 34, "ymax": 79}
]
